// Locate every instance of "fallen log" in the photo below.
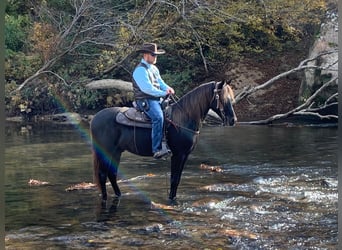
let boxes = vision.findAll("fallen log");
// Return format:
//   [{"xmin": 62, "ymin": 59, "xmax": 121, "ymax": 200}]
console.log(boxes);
[{"xmin": 85, "ymin": 79, "xmax": 133, "ymax": 91}]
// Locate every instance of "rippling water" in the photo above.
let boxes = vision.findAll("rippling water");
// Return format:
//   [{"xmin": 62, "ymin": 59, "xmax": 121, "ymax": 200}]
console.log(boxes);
[{"xmin": 5, "ymin": 122, "xmax": 337, "ymax": 249}]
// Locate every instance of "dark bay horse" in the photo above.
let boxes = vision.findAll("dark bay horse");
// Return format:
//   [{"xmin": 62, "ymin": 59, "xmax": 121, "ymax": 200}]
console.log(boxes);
[{"xmin": 90, "ymin": 80, "xmax": 237, "ymax": 203}]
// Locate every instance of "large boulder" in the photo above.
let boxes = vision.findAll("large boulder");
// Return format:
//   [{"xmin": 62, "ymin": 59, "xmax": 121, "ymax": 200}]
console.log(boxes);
[{"xmin": 299, "ymin": 11, "xmax": 338, "ymax": 104}]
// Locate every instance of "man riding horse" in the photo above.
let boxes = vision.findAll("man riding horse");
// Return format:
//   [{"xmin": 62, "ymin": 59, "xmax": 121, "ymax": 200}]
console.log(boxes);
[{"xmin": 132, "ymin": 43, "xmax": 175, "ymax": 159}]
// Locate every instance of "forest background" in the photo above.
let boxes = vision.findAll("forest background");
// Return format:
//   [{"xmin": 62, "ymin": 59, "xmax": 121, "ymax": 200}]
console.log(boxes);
[{"xmin": 4, "ymin": 0, "xmax": 338, "ymax": 122}]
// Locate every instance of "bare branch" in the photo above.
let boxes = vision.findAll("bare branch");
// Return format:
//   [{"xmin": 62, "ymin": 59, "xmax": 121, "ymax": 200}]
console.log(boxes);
[
  {"xmin": 15, "ymin": 0, "xmax": 93, "ymax": 92},
  {"xmin": 234, "ymin": 50, "xmax": 338, "ymax": 104},
  {"xmin": 325, "ymin": 93, "xmax": 338, "ymax": 105},
  {"xmin": 41, "ymin": 71, "xmax": 69, "ymax": 86},
  {"xmin": 11, "ymin": 70, "xmax": 69, "ymax": 95},
  {"xmin": 293, "ymin": 111, "xmax": 337, "ymax": 120},
  {"xmin": 244, "ymin": 76, "xmax": 338, "ymax": 125}
]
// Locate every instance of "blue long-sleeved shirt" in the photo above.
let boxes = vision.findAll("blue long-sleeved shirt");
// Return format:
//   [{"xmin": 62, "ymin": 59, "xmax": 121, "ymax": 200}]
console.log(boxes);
[{"xmin": 132, "ymin": 59, "xmax": 170, "ymax": 97}]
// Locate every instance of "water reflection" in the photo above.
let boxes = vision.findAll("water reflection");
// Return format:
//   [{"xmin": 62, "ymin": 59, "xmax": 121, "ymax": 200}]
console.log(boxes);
[{"xmin": 5, "ymin": 122, "xmax": 338, "ymax": 249}]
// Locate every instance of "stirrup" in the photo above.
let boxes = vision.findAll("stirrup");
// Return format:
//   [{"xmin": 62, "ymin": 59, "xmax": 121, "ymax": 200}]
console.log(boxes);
[
  {"xmin": 153, "ymin": 150, "xmax": 170, "ymax": 159},
  {"xmin": 153, "ymin": 143, "xmax": 171, "ymax": 159}
]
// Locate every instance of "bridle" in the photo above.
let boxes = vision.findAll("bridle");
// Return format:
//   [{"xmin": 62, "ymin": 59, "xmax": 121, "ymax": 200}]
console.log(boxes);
[
  {"xmin": 212, "ymin": 81, "xmax": 221, "ymax": 108},
  {"xmin": 211, "ymin": 81, "xmax": 227, "ymax": 123}
]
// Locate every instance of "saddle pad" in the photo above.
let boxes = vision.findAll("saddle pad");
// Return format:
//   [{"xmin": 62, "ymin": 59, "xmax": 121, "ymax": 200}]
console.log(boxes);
[{"xmin": 116, "ymin": 108, "xmax": 152, "ymax": 128}]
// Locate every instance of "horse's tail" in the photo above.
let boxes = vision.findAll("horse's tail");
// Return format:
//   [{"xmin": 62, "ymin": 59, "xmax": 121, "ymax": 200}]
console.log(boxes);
[{"xmin": 92, "ymin": 147, "xmax": 101, "ymax": 190}]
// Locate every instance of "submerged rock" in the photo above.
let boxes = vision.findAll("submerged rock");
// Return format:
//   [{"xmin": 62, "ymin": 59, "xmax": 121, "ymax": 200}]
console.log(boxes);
[
  {"xmin": 65, "ymin": 182, "xmax": 96, "ymax": 191},
  {"xmin": 28, "ymin": 179, "xmax": 50, "ymax": 186},
  {"xmin": 320, "ymin": 178, "xmax": 338, "ymax": 188},
  {"xmin": 44, "ymin": 112, "xmax": 82, "ymax": 125}
]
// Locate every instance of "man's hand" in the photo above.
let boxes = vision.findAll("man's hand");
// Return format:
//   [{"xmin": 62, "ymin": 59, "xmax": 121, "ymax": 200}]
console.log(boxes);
[{"xmin": 166, "ymin": 87, "xmax": 175, "ymax": 95}]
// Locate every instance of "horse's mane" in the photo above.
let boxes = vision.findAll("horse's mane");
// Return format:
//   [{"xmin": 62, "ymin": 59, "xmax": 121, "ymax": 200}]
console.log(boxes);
[
  {"xmin": 222, "ymin": 84, "xmax": 235, "ymax": 104},
  {"xmin": 171, "ymin": 82, "xmax": 214, "ymax": 125}
]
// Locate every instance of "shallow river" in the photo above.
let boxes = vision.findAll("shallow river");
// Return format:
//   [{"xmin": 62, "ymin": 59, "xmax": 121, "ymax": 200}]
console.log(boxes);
[{"xmin": 5, "ymin": 122, "xmax": 338, "ymax": 249}]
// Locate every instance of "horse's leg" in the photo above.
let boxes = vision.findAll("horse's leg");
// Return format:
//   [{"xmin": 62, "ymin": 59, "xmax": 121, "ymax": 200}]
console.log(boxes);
[
  {"xmin": 108, "ymin": 168, "xmax": 121, "ymax": 198},
  {"xmin": 108, "ymin": 171, "xmax": 121, "ymax": 198},
  {"xmin": 108, "ymin": 153, "xmax": 122, "ymax": 198},
  {"xmin": 169, "ymin": 153, "xmax": 189, "ymax": 203}
]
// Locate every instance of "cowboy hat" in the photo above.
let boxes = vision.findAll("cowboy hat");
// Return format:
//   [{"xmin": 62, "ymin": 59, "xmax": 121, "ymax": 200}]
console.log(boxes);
[{"xmin": 136, "ymin": 43, "xmax": 165, "ymax": 54}]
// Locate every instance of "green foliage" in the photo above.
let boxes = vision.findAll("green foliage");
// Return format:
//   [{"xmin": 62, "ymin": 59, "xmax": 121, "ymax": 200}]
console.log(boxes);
[
  {"xmin": 5, "ymin": 14, "xmax": 30, "ymax": 51},
  {"xmin": 65, "ymin": 85, "xmax": 104, "ymax": 111},
  {"xmin": 162, "ymin": 67, "xmax": 196, "ymax": 96},
  {"xmin": 46, "ymin": 0, "xmax": 73, "ymax": 10},
  {"xmin": 5, "ymin": 0, "xmax": 33, "ymax": 15},
  {"xmin": 5, "ymin": 82, "xmax": 59, "ymax": 117},
  {"xmin": 5, "ymin": 81, "xmax": 21, "ymax": 116},
  {"xmin": 5, "ymin": 81, "xmax": 105, "ymax": 117},
  {"xmin": 5, "ymin": 51, "xmax": 41, "ymax": 83}
]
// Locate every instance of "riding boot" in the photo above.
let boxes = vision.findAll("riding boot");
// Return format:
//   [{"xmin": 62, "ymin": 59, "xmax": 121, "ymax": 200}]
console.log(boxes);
[{"xmin": 153, "ymin": 140, "xmax": 171, "ymax": 159}]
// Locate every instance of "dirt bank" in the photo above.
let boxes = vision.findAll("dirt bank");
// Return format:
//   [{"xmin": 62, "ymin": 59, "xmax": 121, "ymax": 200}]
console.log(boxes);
[{"xmin": 229, "ymin": 50, "xmax": 307, "ymax": 122}]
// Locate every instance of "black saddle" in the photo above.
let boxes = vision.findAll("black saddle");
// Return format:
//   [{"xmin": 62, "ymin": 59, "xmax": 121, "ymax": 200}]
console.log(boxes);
[{"xmin": 116, "ymin": 107, "xmax": 152, "ymax": 128}]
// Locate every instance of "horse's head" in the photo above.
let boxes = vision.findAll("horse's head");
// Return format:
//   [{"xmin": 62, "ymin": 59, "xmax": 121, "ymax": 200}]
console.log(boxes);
[{"xmin": 210, "ymin": 80, "xmax": 237, "ymax": 126}]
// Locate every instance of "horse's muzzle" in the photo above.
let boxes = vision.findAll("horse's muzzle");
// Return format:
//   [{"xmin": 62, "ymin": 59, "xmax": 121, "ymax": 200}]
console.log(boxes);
[{"xmin": 224, "ymin": 115, "xmax": 237, "ymax": 126}]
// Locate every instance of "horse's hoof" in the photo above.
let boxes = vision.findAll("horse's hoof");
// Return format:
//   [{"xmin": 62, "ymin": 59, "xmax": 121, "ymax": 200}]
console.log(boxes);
[
  {"xmin": 111, "ymin": 197, "xmax": 120, "ymax": 207},
  {"xmin": 168, "ymin": 198, "xmax": 178, "ymax": 206},
  {"xmin": 100, "ymin": 199, "xmax": 107, "ymax": 208},
  {"xmin": 112, "ymin": 195, "xmax": 121, "ymax": 204},
  {"xmin": 101, "ymin": 194, "xmax": 107, "ymax": 201}
]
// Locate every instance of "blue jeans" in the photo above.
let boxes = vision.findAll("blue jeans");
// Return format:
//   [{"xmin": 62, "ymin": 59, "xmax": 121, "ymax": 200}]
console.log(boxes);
[{"xmin": 136, "ymin": 99, "xmax": 164, "ymax": 153}]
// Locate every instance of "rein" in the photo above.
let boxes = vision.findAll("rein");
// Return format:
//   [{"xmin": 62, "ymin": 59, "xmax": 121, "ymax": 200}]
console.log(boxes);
[{"xmin": 165, "ymin": 117, "xmax": 200, "ymax": 135}]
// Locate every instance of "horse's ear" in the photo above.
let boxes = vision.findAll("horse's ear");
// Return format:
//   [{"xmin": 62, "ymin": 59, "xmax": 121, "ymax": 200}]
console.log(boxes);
[
  {"xmin": 223, "ymin": 79, "xmax": 232, "ymax": 86},
  {"xmin": 219, "ymin": 79, "xmax": 232, "ymax": 89},
  {"xmin": 217, "ymin": 80, "xmax": 225, "ymax": 89}
]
